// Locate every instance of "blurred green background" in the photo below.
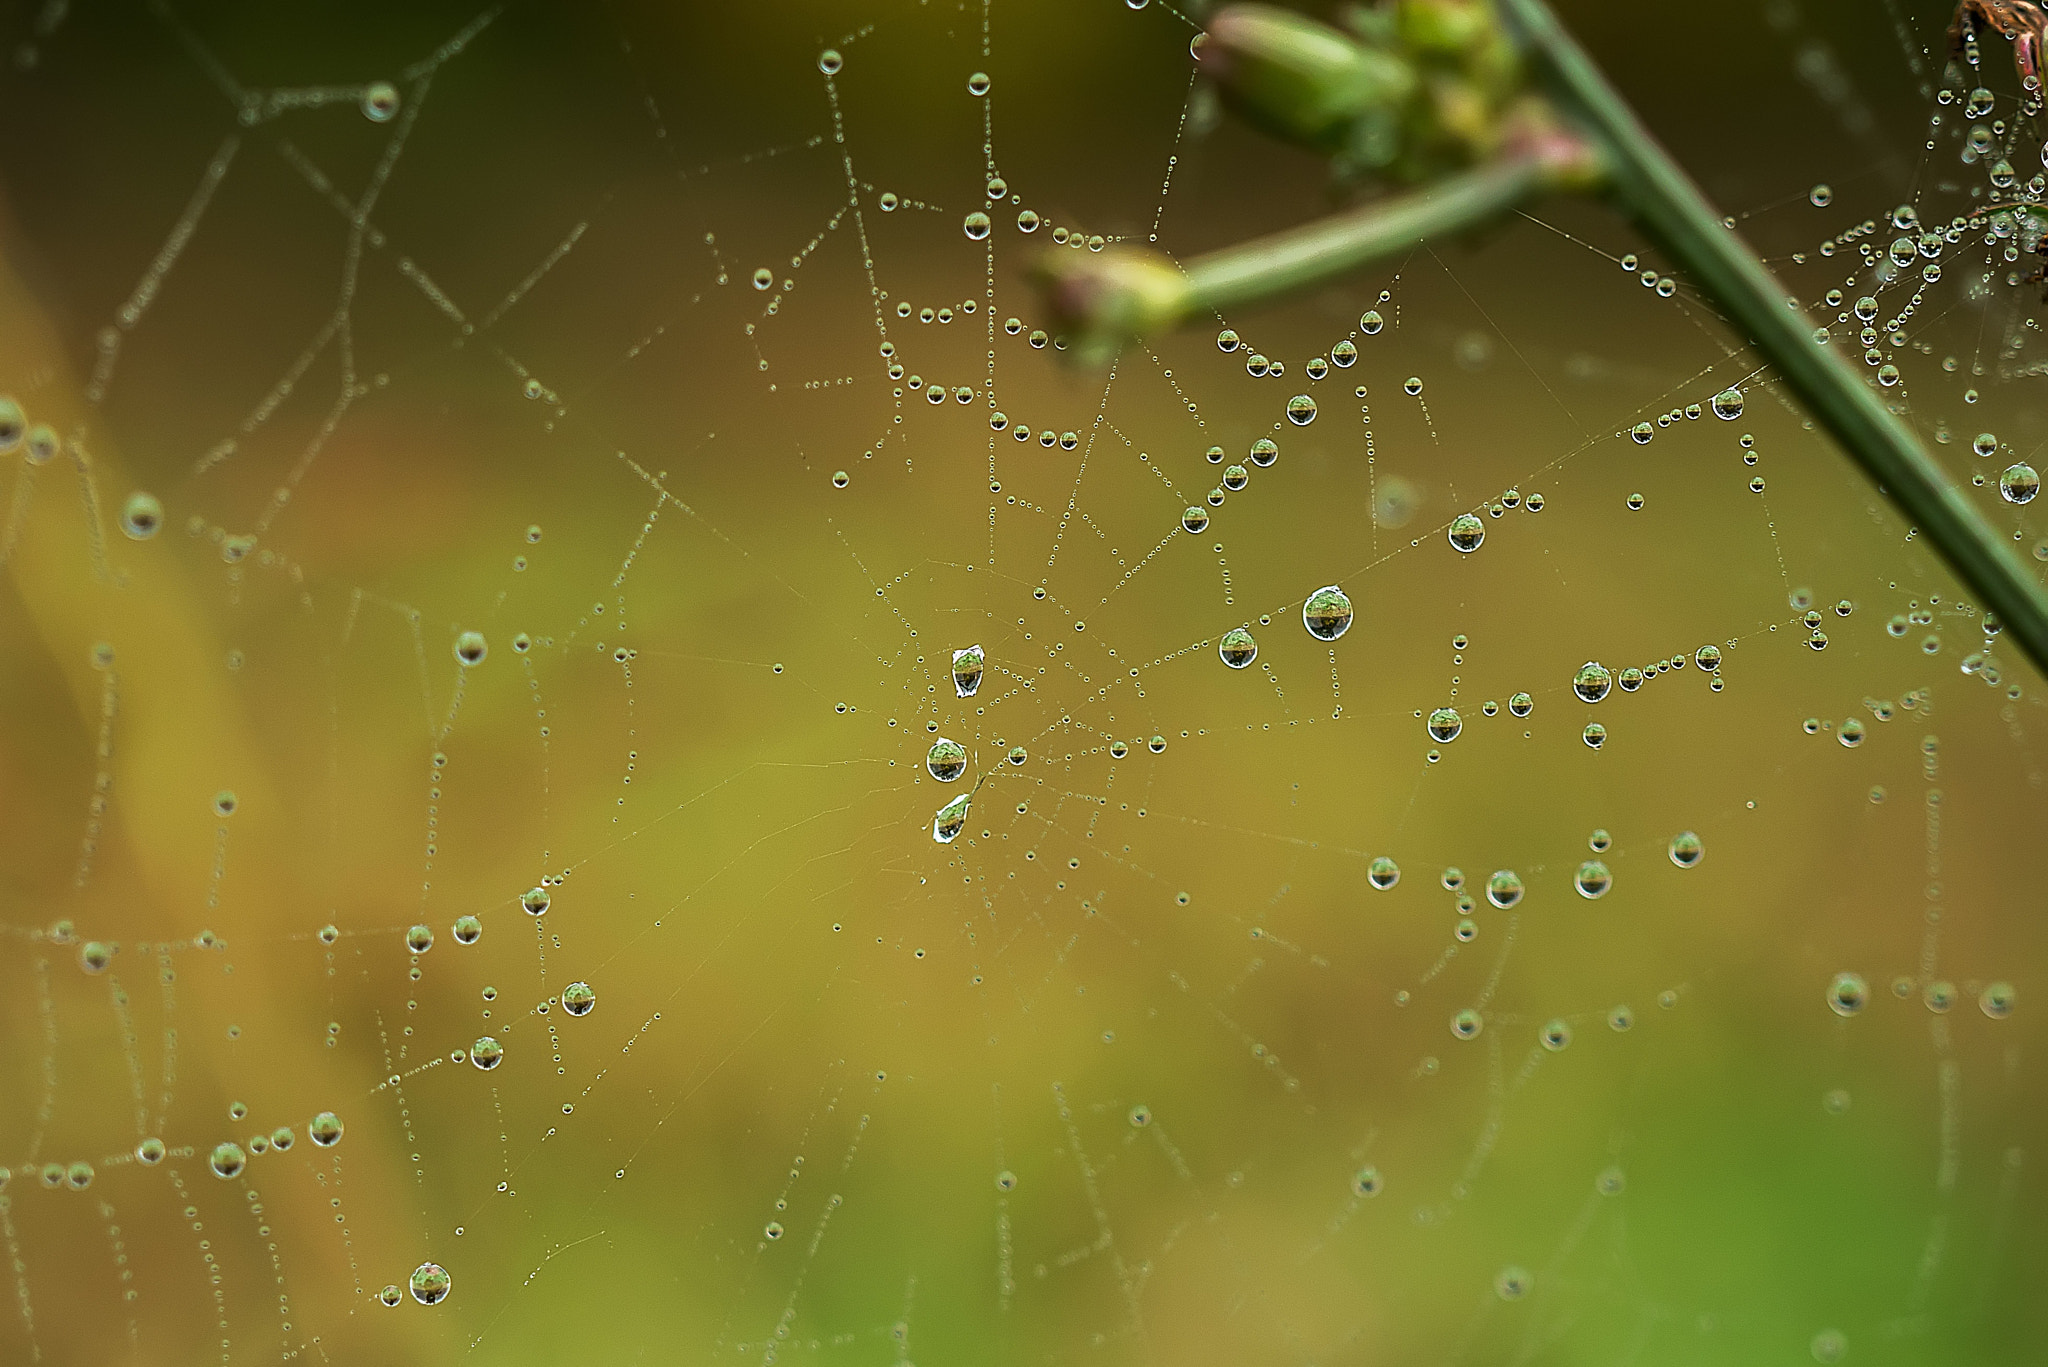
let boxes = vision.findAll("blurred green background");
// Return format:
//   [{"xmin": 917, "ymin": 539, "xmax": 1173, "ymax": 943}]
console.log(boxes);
[{"xmin": 0, "ymin": 0, "xmax": 2042, "ymax": 1362}]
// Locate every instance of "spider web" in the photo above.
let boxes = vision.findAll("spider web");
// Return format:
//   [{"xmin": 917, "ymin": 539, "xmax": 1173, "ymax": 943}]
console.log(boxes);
[{"xmin": 0, "ymin": 0, "xmax": 2042, "ymax": 1363}]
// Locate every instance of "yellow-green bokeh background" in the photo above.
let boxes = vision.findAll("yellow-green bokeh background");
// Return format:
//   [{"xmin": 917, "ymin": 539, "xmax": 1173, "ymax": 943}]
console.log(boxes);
[{"xmin": 1, "ymin": 0, "xmax": 2043, "ymax": 1362}]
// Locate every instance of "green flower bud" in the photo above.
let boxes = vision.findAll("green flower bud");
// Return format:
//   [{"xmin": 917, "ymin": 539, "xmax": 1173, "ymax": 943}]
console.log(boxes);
[
  {"xmin": 1031, "ymin": 248, "xmax": 1193, "ymax": 364},
  {"xmin": 1196, "ymin": 5, "xmax": 1416, "ymax": 154}
]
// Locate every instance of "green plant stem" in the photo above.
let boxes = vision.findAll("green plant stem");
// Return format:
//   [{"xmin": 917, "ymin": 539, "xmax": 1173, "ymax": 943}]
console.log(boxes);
[
  {"xmin": 1497, "ymin": 0, "xmax": 2048, "ymax": 679},
  {"xmin": 1183, "ymin": 153, "xmax": 1546, "ymax": 314}
]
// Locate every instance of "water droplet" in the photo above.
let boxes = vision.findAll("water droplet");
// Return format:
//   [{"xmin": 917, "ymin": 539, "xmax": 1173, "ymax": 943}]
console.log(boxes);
[
  {"xmin": 1402, "ymin": 376, "xmax": 1422, "ymax": 396},
  {"xmin": 1218, "ymin": 627, "xmax": 1258, "ymax": 668},
  {"xmin": 1350, "ymin": 1166, "xmax": 1382, "ymax": 1196},
  {"xmin": 1485, "ymin": 870, "xmax": 1524, "ymax": 908},
  {"xmin": 1575, "ymin": 861, "xmax": 1611, "ymax": 898},
  {"xmin": 454, "ymin": 631, "xmax": 487, "ymax": 666},
  {"xmin": 209, "ymin": 1142, "xmax": 246, "ymax": 1179},
  {"xmin": 1427, "ymin": 708, "xmax": 1461, "ymax": 742},
  {"xmin": 952, "ymin": 644, "xmax": 985, "ymax": 697},
  {"xmin": 1507, "ymin": 692, "xmax": 1533, "ymax": 718},
  {"xmin": 1216, "ymin": 328, "xmax": 1239, "ymax": 352},
  {"xmin": 361, "ymin": 81, "xmax": 399, "ymax": 122},
  {"xmin": 926, "ymin": 737, "xmax": 967, "ymax": 782},
  {"xmin": 1285, "ymin": 394, "xmax": 1317, "ymax": 426},
  {"xmin": 78, "ymin": 941, "xmax": 111, "ymax": 973},
  {"xmin": 1249, "ymin": 438, "xmax": 1278, "ymax": 467},
  {"xmin": 121, "ymin": 491, "xmax": 163, "ymax": 540},
  {"xmin": 1711, "ymin": 387, "xmax": 1744, "ymax": 420},
  {"xmin": 562, "ymin": 982, "xmax": 595, "ymax": 1017},
  {"xmin": 1447, "ymin": 513, "xmax": 1485, "ymax": 552},
  {"xmin": 1015, "ymin": 208, "xmax": 1038, "ymax": 232},
  {"xmin": 453, "ymin": 915, "xmax": 481, "ymax": 945},
  {"xmin": 1630, "ymin": 422, "xmax": 1654, "ymax": 444},
  {"xmin": 1573, "ymin": 661, "xmax": 1612, "ymax": 702},
  {"xmin": 1582, "ymin": 722, "xmax": 1607, "ymax": 748},
  {"xmin": 1182, "ymin": 506, "xmax": 1210, "ymax": 534},
  {"xmin": 409, "ymin": 1262, "xmax": 451, "ymax": 1306},
  {"xmin": 2000, "ymin": 462, "xmax": 2040, "ymax": 504},
  {"xmin": 1809, "ymin": 183, "xmax": 1833, "ymax": 207},
  {"xmin": 1367, "ymin": 856, "xmax": 1400, "ymax": 889},
  {"xmin": 963, "ymin": 211, "xmax": 992, "ymax": 241},
  {"xmin": 967, "ymin": 71, "xmax": 991, "ymax": 96},
  {"xmin": 932, "ymin": 793, "xmax": 971, "ymax": 844},
  {"xmin": 1980, "ymin": 981, "xmax": 2016, "ymax": 1018},
  {"xmin": 470, "ymin": 1036, "xmax": 503, "ymax": 1070},
  {"xmin": 1302, "ymin": 585, "xmax": 1352, "ymax": 641},
  {"xmin": 1839, "ymin": 718, "xmax": 1866, "ymax": 747},
  {"xmin": 1826, "ymin": 971, "xmax": 1869, "ymax": 1018},
  {"xmin": 1331, "ymin": 340, "xmax": 1357, "ymax": 367},
  {"xmin": 1360, "ymin": 310, "xmax": 1384, "ymax": 334},
  {"xmin": 1667, "ymin": 831, "xmax": 1703, "ymax": 867},
  {"xmin": 309, "ymin": 1112, "xmax": 344, "ymax": 1147},
  {"xmin": 522, "ymin": 886, "xmax": 550, "ymax": 916},
  {"xmin": 1694, "ymin": 644, "xmax": 1722, "ymax": 671},
  {"xmin": 406, "ymin": 924, "xmax": 434, "ymax": 954},
  {"xmin": 1540, "ymin": 1019, "xmax": 1572, "ymax": 1051},
  {"xmin": 1451, "ymin": 1008, "xmax": 1483, "ymax": 1039}
]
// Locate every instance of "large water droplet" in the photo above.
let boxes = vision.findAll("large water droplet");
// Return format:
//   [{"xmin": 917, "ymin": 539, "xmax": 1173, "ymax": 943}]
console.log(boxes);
[
  {"xmin": 410, "ymin": 1262, "xmax": 452, "ymax": 1305},
  {"xmin": 1711, "ymin": 387, "xmax": 1744, "ymax": 420},
  {"xmin": 362, "ymin": 81, "xmax": 400, "ymax": 122},
  {"xmin": 1218, "ymin": 627, "xmax": 1258, "ymax": 668},
  {"xmin": 952, "ymin": 644, "xmax": 985, "ymax": 697},
  {"xmin": 1667, "ymin": 831, "xmax": 1703, "ymax": 867},
  {"xmin": 1447, "ymin": 513, "xmax": 1485, "ymax": 552},
  {"xmin": 1826, "ymin": 972, "xmax": 1867, "ymax": 1016},
  {"xmin": 932, "ymin": 793, "xmax": 971, "ymax": 844},
  {"xmin": 2000, "ymin": 462, "xmax": 2040, "ymax": 504},
  {"xmin": 209, "ymin": 1142, "xmax": 246, "ymax": 1179},
  {"xmin": 927, "ymin": 738, "xmax": 967, "ymax": 782},
  {"xmin": 121, "ymin": 491, "xmax": 163, "ymax": 540},
  {"xmin": 1302, "ymin": 585, "xmax": 1352, "ymax": 641}
]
